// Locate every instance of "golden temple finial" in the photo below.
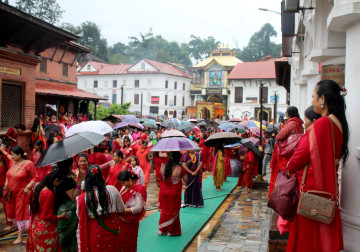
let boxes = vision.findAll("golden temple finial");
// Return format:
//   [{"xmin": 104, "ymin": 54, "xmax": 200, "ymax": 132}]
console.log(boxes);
[
  {"xmin": 217, "ymin": 44, "xmax": 220, "ymax": 49},
  {"xmin": 226, "ymin": 44, "xmax": 229, "ymax": 48},
  {"xmin": 280, "ymin": 50, "xmax": 283, "ymax": 57}
]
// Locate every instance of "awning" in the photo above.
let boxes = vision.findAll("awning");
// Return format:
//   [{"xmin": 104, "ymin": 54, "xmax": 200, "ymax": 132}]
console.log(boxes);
[{"xmin": 35, "ymin": 82, "xmax": 106, "ymax": 101}]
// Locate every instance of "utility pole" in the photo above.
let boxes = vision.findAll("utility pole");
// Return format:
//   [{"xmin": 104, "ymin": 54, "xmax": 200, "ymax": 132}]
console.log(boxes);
[
  {"xmin": 258, "ymin": 80, "xmax": 264, "ymax": 181},
  {"xmin": 140, "ymin": 93, "xmax": 143, "ymax": 117},
  {"xmin": 121, "ymin": 85, "xmax": 124, "ymax": 105},
  {"xmin": 273, "ymin": 91, "xmax": 278, "ymax": 124}
]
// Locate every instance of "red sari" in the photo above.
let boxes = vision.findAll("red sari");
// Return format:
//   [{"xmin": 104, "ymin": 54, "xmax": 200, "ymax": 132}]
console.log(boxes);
[
  {"xmin": 199, "ymin": 139, "xmax": 211, "ymax": 171},
  {"xmin": 224, "ymin": 148, "xmax": 232, "ymax": 178},
  {"xmin": 5, "ymin": 128, "xmax": 17, "ymax": 151},
  {"xmin": 0, "ymin": 151, "xmax": 12, "ymax": 226},
  {"xmin": 269, "ymin": 117, "xmax": 304, "ymax": 198},
  {"xmin": 119, "ymin": 184, "xmax": 147, "ymax": 252},
  {"xmin": 107, "ymin": 161, "xmax": 130, "ymax": 191},
  {"xmin": 30, "ymin": 150, "xmax": 52, "ymax": 182},
  {"xmin": 158, "ymin": 165, "xmax": 186, "ymax": 236},
  {"xmin": 26, "ymin": 189, "xmax": 61, "ymax": 252},
  {"xmin": 286, "ymin": 117, "xmax": 343, "ymax": 252},
  {"xmin": 5, "ymin": 160, "xmax": 38, "ymax": 230},
  {"xmin": 132, "ymin": 145, "xmax": 152, "ymax": 188},
  {"xmin": 238, "ymin": 151, "xmax": 255, "ymax": 187},
  {"xmin": 122, "ymin": 147, "xmax": 134, "ymax": 162}
]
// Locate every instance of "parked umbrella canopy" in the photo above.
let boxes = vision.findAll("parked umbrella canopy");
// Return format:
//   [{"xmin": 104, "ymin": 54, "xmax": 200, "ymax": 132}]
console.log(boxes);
[
  {"xmin": 113, "ymin": 122, "xmax": 129, "ymax": 130},
  {"xmin": 151, "ymin": 137, "xmax": 199, "ymax": 152},
  {"xmin": 229, "ymin": 118, "xmax": 242, "ymax": 122},
  {"xmin": 160, "ymin": 120, "xmax": 179, "ymax": 129},
  {"xmin": 44, "ymin": 125, "xmax": 62, "ymax": 139},
  {"xmin": 160, "ymin": 129, "xmax": 185, "ymax": 138},
  {"xmin": 204, "ymin": 132, "xmax": 242, "ymax": 147},
  {"xmin": 142, "ymin": 120, "xmax": 157, "ymax": 129},
  {"xmin": 239, "ymin": 138, "xmax": 262, "ymax": 158},
  {"xmin": 178, "ymin": 123, "xmax": 195, "ymax": 134},
  {"xmin": 65, "ymin": 121, "xmax": 113, "ymax": 137},
  {"xmin": 122, "ymin": 115, "xmax": 140, "ymax": 124},
  {"xmin": 36, "ymin": 132, "xmax": 106, "ymax": 167}
]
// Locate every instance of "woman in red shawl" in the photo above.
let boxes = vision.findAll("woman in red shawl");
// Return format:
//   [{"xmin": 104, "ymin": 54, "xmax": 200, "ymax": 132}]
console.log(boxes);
[
  {"xmin": 26, "ymin": 170, "xmax": 67, "ymax": 252},
  {"xmin": 286, "ymin": 80, "xmax": 348, "ymax": 252},
  {"xmin": 4, "ymin": 146, "xmax": 38, "ymax": 244},
  {"xmin": 118, "ymin": 170, "xmax": 147, "ymax": 252},
  {"xmin": 198, "ymin": 132, "xmax": 211, "ymax": 171},
  {"xmin": 0, "ymin": 146, "xmax": 13, "ymax": 231},
  {"xmin": 107, "ymin": 150, "xmax": 130, "ymax": 191},
  {"xmin": 158, "ymin": 152, "xmax": 187, "ymax": 236},
  {"xmin": 238, "ymin": 147, "xmax": 256, "ymax": 193},
  {"xmin": 131, "ymin": 139, "xmax": 152, "ymax": 188},
  {"xmin": 31, "ymin": 118, "xmax": 46, "ymax": 149},
  {"xmin": 122, "ymin": 136, "xmax": 134, "ymax": 163},
  {"xmin": 269, "ymin": 106, "xmax": 304, "ymax": 198},
  {"xmin": 5, "ymin": 124, "xmax": 26, "ymax": 152},
  {"xmin": 76, "ymin": 165, "xmax": 125, "ymax": 252},
  {"xmin": 30, "ymin": 140, "xmax": 52, "ymax": 182}
]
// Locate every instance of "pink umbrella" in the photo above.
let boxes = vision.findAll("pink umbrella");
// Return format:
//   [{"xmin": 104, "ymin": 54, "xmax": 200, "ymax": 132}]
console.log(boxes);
[
  {"xmin": 229, "ymin": 118, "xmax": 241, "ymax": 122},
  {"xmin": 160, "ymin": 129, "xmax": 186, "ymax": 138},
  {"xmin": 249, "ymin": 127, "xmax": 264, "ymax": 138},
  {"xmin": 245, "ymin": 137, "xmax": 260, "ymax": 147},
  {"xmin": 193, "ymin": 126, "xmax": 201, "ymax": 133}
]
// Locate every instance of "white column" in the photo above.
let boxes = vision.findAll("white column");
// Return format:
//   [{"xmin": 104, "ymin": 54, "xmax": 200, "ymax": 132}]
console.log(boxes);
[{"xmin": 341, "ymin": 20, "xmax": 360, "ymax": 251}]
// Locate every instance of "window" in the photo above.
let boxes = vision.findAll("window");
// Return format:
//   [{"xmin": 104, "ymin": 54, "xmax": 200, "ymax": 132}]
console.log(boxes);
[
  {"xmin": 134, "ymin": 94, "xmax": 139, "ymax": 104},
  {"xmin": 174, "ymin": 82, "xmax": 177, "ymax": 89},
  {"xmin": 260, "ymin": 87, "xmax": 268, "ymax": 103},
  {"xmin": 62, "ymin": 63, "xmax": 68, "ymax": 77},
  {"xmin": 112, "ymin": 93, "xmax": 117, "ymax": 104},
  {"xmin": 182, "ymin": 96, "xmax": 185, "ymax": 106},
  {"xmin": 40, "ymin": 59, "xmax": 47, "ymax": 73},
  {"xmin": 165, "ymin": 95, "xmax": 168, "ymax": 105},
  {"xmin": 94, "ymin": 80, "xmax": 98, "ymax": 88},
  {"xmin": 151, "ymin": 96, "xmax": 159, "ymax": 104},
  {"xmin": 1, "ymin": 83, "xmax": 23, "ymax": 127},
  {"xmin": 165, "ymin": 80, "xmax": 168, "ymax": 88},
  {"xmin": 234, "ymin": 87, "xmax": 243, "ymax": 103},
  {"xmin": 87, "ymin": 65, "xmax": 91, "ymax": 71},
  {"xmin": 174, "ymin": 95, "xmax": 177, "ymax": 106},
  {"xmin": 183, "ymin": 83, "xmax": 185, "ymax": 91},
  {"xmin": 135, "ymin": 80, "xmax": 139, "ymax": 88},
  {"xmin": 113, "ymin": 80, "xmax": 117, "ymax": 88}
]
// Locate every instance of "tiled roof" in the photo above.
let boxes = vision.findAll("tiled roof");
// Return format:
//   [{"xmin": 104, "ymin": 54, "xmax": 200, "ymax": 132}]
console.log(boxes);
[
  {"xmin": 141, "ymin": 59, "xmax": 191, "ymax": 78},
  {"xmin": 194, "ymin": 56, "xmax": 242, "ymax": 68},
  {"xmin": 35, "ymin": 81, "xmax": 107, "ymax": 100},
  {"xmin": 227, "ymin": 62, "xmax": 276, "ymax": 79}
]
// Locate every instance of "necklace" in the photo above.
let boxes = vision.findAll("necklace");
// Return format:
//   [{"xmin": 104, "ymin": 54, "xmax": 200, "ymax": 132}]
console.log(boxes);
[{"xmin": 189, "ymin": 153, "xmax": 196, "ymax": 164}]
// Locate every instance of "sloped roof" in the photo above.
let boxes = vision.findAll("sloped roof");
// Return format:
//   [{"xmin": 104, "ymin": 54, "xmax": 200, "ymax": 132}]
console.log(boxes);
[
  {"xmin": 194, "ymin": 56, "xmax": 242, "ymax": 68},
  {"xmin": 227, "ymin": 62, "xmax": 276, "ymax": 79},
  {"xmin": 142, "ymin": 59, "xmax": 191, "ymax": 78}
]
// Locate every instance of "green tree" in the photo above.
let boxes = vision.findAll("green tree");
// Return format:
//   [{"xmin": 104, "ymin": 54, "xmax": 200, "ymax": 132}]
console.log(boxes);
[
  {"xmin": 88, "ymin": 102, "xmax": 131, "ymax": 120},
  {"xmin": 188, "ymin": 35, "xmax": 220, "ymax": 63},
  {"xmin": 15, "ymin": 0, "xmax": 64, "ymax": 24},
  {"xmin": 237, "ymin": 23, "xmax": 281, "ymax": 62}
]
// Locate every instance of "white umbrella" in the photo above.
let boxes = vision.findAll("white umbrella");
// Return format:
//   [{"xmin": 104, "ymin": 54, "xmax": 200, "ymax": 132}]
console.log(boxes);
[{"xmin": 65, "ymin": 121, "xmax": 113, "ymax": 137}]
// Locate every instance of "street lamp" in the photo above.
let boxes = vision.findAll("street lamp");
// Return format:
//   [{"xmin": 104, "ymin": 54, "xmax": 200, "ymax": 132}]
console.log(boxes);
[
  {"xmin": 258, "ymin": 80, "xmax": 266, "ymax": 181},
  {"xmin": 258, "ymin": 8, "xmax": 281, "ymax": 15}
]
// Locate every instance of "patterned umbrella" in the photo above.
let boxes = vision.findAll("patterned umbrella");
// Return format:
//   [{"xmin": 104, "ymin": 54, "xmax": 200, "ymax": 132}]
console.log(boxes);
[{"xmin": 151, "ymin": 137, "xmax": 199, "ymax": 152}]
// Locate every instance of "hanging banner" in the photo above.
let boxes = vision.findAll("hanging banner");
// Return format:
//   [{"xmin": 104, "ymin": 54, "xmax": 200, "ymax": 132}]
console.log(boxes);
[{"xmin": 321, "ymin": 64, "xmax": 345, "ymax": 86}]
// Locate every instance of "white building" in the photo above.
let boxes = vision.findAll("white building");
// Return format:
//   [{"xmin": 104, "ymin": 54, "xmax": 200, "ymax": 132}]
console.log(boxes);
[
  {"xmin": 77, "ymin": 59, "xmax": 192, "ymax": 118},
  {"xmin": 281, "ymin": 0, "xmax": 360, "ymax": 250},
  {"xmin": 227, "ymin": 61, "xmax": 288, "ymax": 121}
]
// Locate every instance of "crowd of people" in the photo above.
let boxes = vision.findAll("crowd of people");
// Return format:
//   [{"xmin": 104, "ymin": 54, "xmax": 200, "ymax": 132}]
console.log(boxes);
[{"xmin": 0, "ymin": 79, "xmax": 347, "ymax": 252}]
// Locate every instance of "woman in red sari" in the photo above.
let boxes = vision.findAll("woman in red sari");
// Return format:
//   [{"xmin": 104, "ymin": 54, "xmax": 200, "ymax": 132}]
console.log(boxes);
[
  {"xmin": 199, "ymin": 132, "xmax": 211, "ymax": 171},
  {"xmin": 107, "ymin": 150, "xmax": 130, "ymax": 191},
  {"xmin": 118, "ymin": 170, "xmax": 147, "ymax": 252},
  {"xmin": 0, "ymin": 146, "xmax": 13, "ymax": 231},
  {"xmin": 122, "ymin": 137, "xmax": 134, "ymax": 163},
  {"xmin": 4, "ymin": 146, "xmax": 38, "ymax": 244},
  {"xmin": 5, "ymin": 124, "xmax": 26, "ymax": 151},
  {"xmin": 31, "ymin": 118, "xmax": 46, "ymax": 149},
  {"xmin": 286, "ymin": 80, "xmax": 348, "ymax": 252},
  {"xmin": 30, "ymin": 140, "xmax": 52, "ymax": 182},
  {"xmin": 131, "ymin": 139, "xmax": 152, "ymax": 188},
  {"xmin": 269, "ymin": 106, "xmax": 304, "ymax": 198},
  {"xmin": 26, "ymin": 170, "xmax": 67, "ymax": 252},
  {"xmin": 76, "ymin": 165, "xmax": 125, "ymax": 252},
  {"xmin": 158, "ymin": 151, "xmax": 187, "ymax": 236},
  {"xmin": 238, "ymin": 147, "xmax": 255, "ymax": 193}
]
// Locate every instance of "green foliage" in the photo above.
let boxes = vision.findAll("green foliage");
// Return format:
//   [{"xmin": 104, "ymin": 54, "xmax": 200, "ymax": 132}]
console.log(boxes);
[
  {"xmin": 88, "ymin": 102, "xmax": 131, "ymax": 120},
  {"xmin": 237, "ymin": 23, "xmax": 282, "ymax": 62},
  {"xmin": 188, "ymin": 35, "xmax": 220, "ymax": 63},
  {"xmin": 15, "ymin": 0, "xmax": 64, "ymax": 24}
]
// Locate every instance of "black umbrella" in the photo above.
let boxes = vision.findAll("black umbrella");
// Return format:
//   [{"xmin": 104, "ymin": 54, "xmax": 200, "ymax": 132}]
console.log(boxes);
[
  {"xmin": 44, "ymin": 125, "xmax": 62, "ymax": 139},
  {"xmin": 196, "ymin": 121, "xmax": 207, "ymax": 127},
  {"xmin": 178, "ymin": 123, "xmax": 195, "ymax": 134},
  {"xmin": 208, "ymin": 120, "xmax": 219, "ymax": 127},
  {"xmin": 36, "ymin": 132, "xmax": 106, "ymax": 167},
  {"xmin": 239, "ymin": 138, "xmax": 262, "ymax": 158},
  {"xmin": 204, "ymin": 132, "xmax": 242, "ymax": 147},
  {"xmin": 160, "ymin": 120, "xmax": 179, "ymax": 129}
]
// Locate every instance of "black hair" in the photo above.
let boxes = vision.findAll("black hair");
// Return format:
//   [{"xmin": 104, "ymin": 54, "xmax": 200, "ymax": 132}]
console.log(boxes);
[
  {"xmin": 114, "ymin": 150, "xmax": 123, "ymax": 159},
  {"xmin": 164, "ymin": 151, "xmax": 182, "ymax": 181},
  {"xmin": 93, "ymin": 146, "xmax": 100, "ymax": 153},
  {"xmin": 58, "ymin": 157, "xmax": 73, "ymax": 175},
  {"xmin": 202, "ymin": 132, "xmax": 208, "ymax": 140},
  {"xmin": 31, "ymin": 118, "xmax": 41, "ymax": 132},
  {"xmin": 117, "ymin": 169, "xmax": 139, "ymax": 181},
  {"xmin": 14, "ymin": 124, "xmax": 26, "ymax": 131},
  {"xmin": 123, "ymin": 136, "xmax": 131, "ymax": 148},
  {"xmin": 85, "ymin": 165, "xmax": 110, "ymax": 215},
  {"xmin": 316, "ymin": 79, "xmax": 349, "ymax": 165},
  {"xmin": 286, "ymin": 106, "xmax": 300, "ymax": 118},
  {"xmin": 141, "ymin": 140, "xmax": 148, "ymax": 145},
  {"xmin": 47, "ymin": 132, "xmax": 55, "ymax": 147},
  {"xmin": 31, "ymin": 170, "xmax": 65, "ymax": 215},
  {"xmin": 130, "ymin": 155, "xmax": 140, "ymax": 166},
  {"xmin": 215, "ymin": 144, "xmax": 224, "ymax": 154},
  {"xmin": 11, "ymin": 146, "xmax": 27, "ymax": 159},
  {"xmin": 304, "ymin": 105, "xmax": 321, "ymax": 122},
  {"xmin": 34, "ymin": 139, "xmax": 44, "ymax": 153}
]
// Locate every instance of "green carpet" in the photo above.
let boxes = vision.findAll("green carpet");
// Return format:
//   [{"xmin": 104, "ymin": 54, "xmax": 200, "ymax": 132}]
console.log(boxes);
[{"xmin": 137, "ymin": 176, "xmax": 238, "ymax": 252}]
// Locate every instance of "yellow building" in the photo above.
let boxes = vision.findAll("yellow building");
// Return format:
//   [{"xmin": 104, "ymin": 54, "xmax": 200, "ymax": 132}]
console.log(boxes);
[{"xmin": 189, "ymin": 45, "xmax": 242, "ymax": 119}]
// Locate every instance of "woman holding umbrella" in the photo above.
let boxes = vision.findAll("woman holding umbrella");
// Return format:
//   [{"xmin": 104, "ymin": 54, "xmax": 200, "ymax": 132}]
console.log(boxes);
[{"xmin": 158, "ymin": 151, "xmax": 188, "ymax": 236}]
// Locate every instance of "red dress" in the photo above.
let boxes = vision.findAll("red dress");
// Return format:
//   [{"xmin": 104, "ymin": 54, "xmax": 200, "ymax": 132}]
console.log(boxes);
[
  {"xmin": 112, "ymin": 139, "xmax": 121, "ymax": 153},
  {"xmin": 0, "ymin": 152, "xmax": 12, "ymax": 226},
  {"xmin": 26, "ymin": 189, "xmax": 61, "ymax": 252},
  {"xmin": 238, "ymin": 151, "xmax": 255, "ymax": 188},
  {"xmin": 119, "ymin": 184, "xmax": 147, "ymax": 252},
  {"xmin": 158, "ymin": 165, "xmax": 186, "ymax": 236},
  {"xmin": 132, "ymin": 145, "xmax": 152, "ymax": 188},
  {"xmin": 88, "ymin": 152, "xmax": 108, "ymax": 178},
  {"xmin": 5, "ymin": 160, "xmax": 38, "ymax": 230},
  {"xmin": 269, "ymin": 117, "xmax": 304, "ymax": 198},
  {"xmin": 199, "ymin": 139, "xmax": 211, "ymax": 171},
  {"xmin": 107, "ymin": 162, "xmax": 130, "ymax": 191},
  {"xmin": 154, "ymin": 155, "xmax": 168, "ymax": 210},
  {"xmin": 286, "ymin": 117, "xmax": 343, "ymax": 252},
  {"xmin": 122, "ymin": 147, "xmax": 134, "ymax": 162},
  {"xmin": 30, "ymin": 150, "xmax": 52, "ymax": 182},
  {"xmin": 224, "ymin": 148, "xmax": 232, "ymax": 178},
  {"xmin": 5, "ymin": 128, "xmax": 17, "ymax": 151}
]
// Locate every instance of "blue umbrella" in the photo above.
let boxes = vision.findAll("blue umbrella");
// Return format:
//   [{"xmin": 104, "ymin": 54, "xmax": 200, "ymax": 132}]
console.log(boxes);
[
  {"xmin": 277, "ymin": 111, "xmax": 285, "ymax": 117},
  {"xmin": 247, "ymin": 121, "xmax": 257, "ymax": 128}
]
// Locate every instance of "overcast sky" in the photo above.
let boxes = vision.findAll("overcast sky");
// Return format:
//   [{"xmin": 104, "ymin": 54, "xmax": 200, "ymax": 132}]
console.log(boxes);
[{"xmin": 10, "ymin": 0, "xmax": 282, "ymax": 49}]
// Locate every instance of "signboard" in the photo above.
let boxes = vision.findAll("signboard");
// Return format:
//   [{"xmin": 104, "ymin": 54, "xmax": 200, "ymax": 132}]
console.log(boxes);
[
  {"xmin": 169, "ymin": 100, "xmax": 174, "ymax": 106},
  {"xmin": 321, "ymin": 64, "xmax": 345, "ymax": 86},
  {"xmin": 150, "ymin": 106, "xmax": 158, "ymax": 113},
  {"xmin": 151, "ymin": 96, "xmax": 159, "ymax": 104},
  {"xmin": 0, "ymin": 66, "xmax": 21, "ymax": 76},
  {"xmin": 270, "ymin": 95, "xmax": 280, "ymax": 104},
  {"xmin": 206, "ymin": 88, "xmax": 222, "ymax": 95}
]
